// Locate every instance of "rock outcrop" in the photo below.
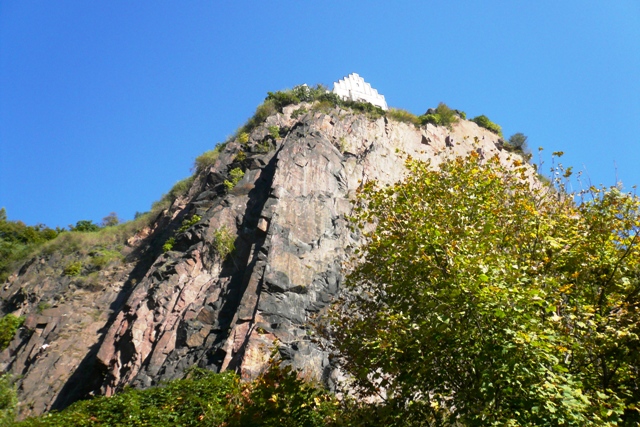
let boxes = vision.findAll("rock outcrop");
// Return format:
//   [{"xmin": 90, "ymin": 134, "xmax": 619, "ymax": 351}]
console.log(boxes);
[{"xmin": 0, "ymin": 102, "xmax": 531, "ymax": 418}]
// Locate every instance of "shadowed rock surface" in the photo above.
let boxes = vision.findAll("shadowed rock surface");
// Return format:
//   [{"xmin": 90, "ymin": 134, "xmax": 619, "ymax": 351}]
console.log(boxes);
[{"xmin": 0, "ymin": 102, "xmax": 531, "ymax": 419}]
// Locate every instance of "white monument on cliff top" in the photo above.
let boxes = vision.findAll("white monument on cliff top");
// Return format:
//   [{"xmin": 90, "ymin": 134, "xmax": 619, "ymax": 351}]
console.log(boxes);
[{"xmin": 332, "ymin": 73, "xmax": 388, "ymax": 111}]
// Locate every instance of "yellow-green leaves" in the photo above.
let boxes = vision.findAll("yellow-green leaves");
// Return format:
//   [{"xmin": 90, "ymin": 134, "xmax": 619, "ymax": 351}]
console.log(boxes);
[{"xmin": 330, "ymin": 152, "xmax": 640, "ymax": 426}]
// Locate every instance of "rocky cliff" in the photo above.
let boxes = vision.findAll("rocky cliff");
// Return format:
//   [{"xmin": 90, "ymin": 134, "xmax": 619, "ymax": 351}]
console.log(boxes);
[{"xmin": 0, "ymin": 101, "xmax": 530, "ymax": 418}]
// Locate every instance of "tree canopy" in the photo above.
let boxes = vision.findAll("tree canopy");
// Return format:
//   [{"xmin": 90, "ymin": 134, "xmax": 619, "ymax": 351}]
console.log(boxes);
[{"xmin": 330, "ymin": 152, "xmax": 640, "ymax": 426}]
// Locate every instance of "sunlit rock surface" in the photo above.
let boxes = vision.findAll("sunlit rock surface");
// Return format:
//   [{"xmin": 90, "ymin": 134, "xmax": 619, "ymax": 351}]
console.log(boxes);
[{"xmin": 0, "ymin": 102, "xmax": 530, "ymax": 419}]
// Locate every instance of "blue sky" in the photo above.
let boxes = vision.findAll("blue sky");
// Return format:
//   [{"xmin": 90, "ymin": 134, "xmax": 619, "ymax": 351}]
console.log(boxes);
[{"xmin": 1, "ymin": 1, "xmax": 639, "ymax": 228}]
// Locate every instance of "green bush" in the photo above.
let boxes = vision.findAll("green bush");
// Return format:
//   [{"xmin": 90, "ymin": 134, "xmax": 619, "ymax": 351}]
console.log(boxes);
[
  {"xmin": 167, "ymin": 176, "xmax": 195, "ymax": 200},
  {"xmin": 418, "ymin": 102, "xmax": 459, "ymax": 130},
  {"xmin": 0, "ymin": 374, "xmax": 17, "ymax": 426},
  {"xmin": 177, "ymin": 215, "xmax": 202, "ymax": 234},
  {"xmin": 234, "ymin": 150, "xmax": 247, "ymax": 163},
  {"xmin": 237, "ymin": 132, "xmax": 249, "ymax": 144},
  {"xmin": 0, "ymin": 314, "xmax": 24, "ymax": 350},
  {"xmin": 243, "ymin": 84, "xmax": 386, "ymax": 136},
  {"xmin": 0, "ymin": 208, "xmax": 60, "ymax": 282},
  {"xmin": 162, "ymin": 237, "xmax": 175, "ymax": 253},
  {"xmin": 471, "ymin": 114, "xmax": 503, "ymax": 137},
  {"xmin": 15, "ymin": 364, "xmax": 342, "ymax": 427},
  {"xmin": 290, "ymin": 107, "xmax": 308, "ymax": 119},
  {"xmin": 213, "ymin": 226, "xmax": 235, "ymax": 260},
  {"xmin": 342, "ymin": 99, "xmax": 385, "ymax": 120},
  {"xmin": 16, "ymin": 369, "xmax": 241, "ymax": 427},
  {"xmin": 268, "ymin": 125, "xmax": 280, "ymax": 139},
  {"xmin": 237, "ymin": 99, "xmax": 277, "ymax": 136},
  {"xmin": 228, "ymin": 361, "xmax": 339, "ymax": 427},
  {"xmin": 386, "ymin": 108, "xmax": 420, "ymax": 126},
  {"xmin": 224, "ymin": 168, "xmax": 245, "ymax": 191},
  {"xmin": 265, "ymin": 84, "xmax": 328, "ymax": 113},
  {"xmin": 62, "ymin": 261, "xmax": 82, "ymax": 277},
  {"xmin": 37, "ymin": 302, "xmax": 51, "ymax": 313},
  {"xmin": 69, "ymin": 220, "xmax": 100, "ymax": 233},
  {"xmin": 89, "ymin": 249, "xmax": 123, "ymax": 270},
  {"xmin": 101, "ymin": 212, "xmax": 119, "ymax": 228},
  {"xmin": 194, "ymin": 144, "xmax": 225, "ymax": 174}
]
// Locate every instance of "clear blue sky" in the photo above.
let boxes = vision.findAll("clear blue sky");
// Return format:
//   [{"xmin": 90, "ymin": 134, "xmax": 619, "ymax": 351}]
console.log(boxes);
[{"xmin": 1, "ymin": 1, "xmax": 639, "ymax": 228}]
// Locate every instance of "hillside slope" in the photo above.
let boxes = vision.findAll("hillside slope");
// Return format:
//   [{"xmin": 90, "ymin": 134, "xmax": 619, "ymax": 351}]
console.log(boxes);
[{"xmin": 0, "ymin": 100, "xmax": 530, "ymax": 418}]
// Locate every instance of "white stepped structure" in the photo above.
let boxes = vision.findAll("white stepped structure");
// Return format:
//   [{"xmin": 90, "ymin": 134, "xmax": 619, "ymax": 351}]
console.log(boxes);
[{"xmin": 332, "ymin": 73, "xmax": 388, "ymax": 110}]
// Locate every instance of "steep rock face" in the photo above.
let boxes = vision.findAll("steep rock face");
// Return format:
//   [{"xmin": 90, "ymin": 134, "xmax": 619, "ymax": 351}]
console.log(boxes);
[{"xmin": 1, "ymin": 103, "xmax": 529, "ymax": 418}]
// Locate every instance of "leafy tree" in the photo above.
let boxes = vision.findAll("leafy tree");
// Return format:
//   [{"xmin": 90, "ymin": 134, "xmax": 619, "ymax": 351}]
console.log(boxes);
[
  {"xmin": 0, "ymin": 209, "xmax": 59, "ymax": 282},
  {"xmin": 504, "ymin": 132, "xmax": 532, "ymax": 161},
  {"xmin": 101, "ymin": 212, "xmax": 119, "ymax": 227},
  {"xmin": 330, "ymin": 152, "xmax": 640, "ymax": 426},
  {"xmin": 69, "ymin": 220, "xmax": 100, "ymax": 233},
  {"xmin": 508, "ymin": 132, "xmax": 528, "ymax": 151}
]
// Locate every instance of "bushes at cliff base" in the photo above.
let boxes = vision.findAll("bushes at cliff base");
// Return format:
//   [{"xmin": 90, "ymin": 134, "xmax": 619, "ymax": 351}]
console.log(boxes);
[{"xmin": 15, "ymin": 363, "xmax": 340, "ymax": 427}]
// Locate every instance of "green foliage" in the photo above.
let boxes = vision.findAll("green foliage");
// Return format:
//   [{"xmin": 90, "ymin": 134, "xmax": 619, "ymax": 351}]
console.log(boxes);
[
  {"xmin": 0, "ymin": 314, "xmax": 24, "ymax": 350},
  {"xmin": 239, "ymin": 85, "xmax": 327, "ymax": 136},
  {"xmin": 69, "ymin": 220, "xmax": 100, "ymax": 233},
  {"xmin": 212, "ymin": 226, "xmax": 235, "ymax": 260},
  {"xmin": 62, "ymin": 261, "xmax": 82, "ymax": 277},
  {"xmin": 194, "ymin": 144, "xmax": 225, "ymax": 174},
  {"xmin": 88, "ymin": 249, "xmax": 124, "ymax": 270},
  {"xmin": 224, "ymin": 168, "xmax": 245, "ymax": 191},
  {"xmin": 332, "ymin": 152, "xmax": 640, "ymax": 426},
  {"xmin": 243, "ymin": 84, "xmax": 386, "ymax": 135},
  {"xmin": 0, "ymin": 374, "xmax": 17, "ymax": 426},
  {"xmin": 237, "ymin": 99, "xmax": 277, "ymax": 136},
  {"xmin": 100, "ymin": 212, "xmax": 119, "ymax": 228},
  {"xmin": 266, "ymin": 90, "xmax": 301, "ymax": 112},
  {"xmin": 167, "ymin": 176, "xmax": 195, "ymax": 201},
  {"xmin": 507, "ymin": 132, "xmax": 528, "ymax": 150},
  {"xmin": 266, "ymin": 84, "xmax": 328, "ymax": 112},
  {"xmin": 504, "ymin": 131, "xmax": 531, "ymax": 156},
  {"xmin": 0, "ymin": 209, "xmax": 60, "ymax": 282},
  {"xmin": 342, "ymin": 99, "xmax": 385, "ymax": 120},
  {"xmin": 418, "ymin": 102, "xmax": 460, "ymax": 130},
  {"xmin": 237, "ymin": 132, "xmax": 249, "ymax": 144},
  {"xmin": 177, "ymin": 215, "xmax": 202, "ymax": 234},
  {"xmin": 471, "ymin": 114, "xmax": 503, "ymax": 136},
  {"xmin": 16, "ymin": 369, "xmax": 241, "ymax": 427},
  {"xmin": 234, "ymin": 150, "xmax": 247, "ymax": 163},
  {"xmin": 15, "ymin": 364, "xmax": 340, "ymax": 427},
  {"xmin": 228, "ymin": 361, "xmax": 339, "ymax": 427},
  {"xmin": 290, "ymin": 107, "xmax": 308, "ymax": 119},
  {"xmin": 162, "ymin": 237, "xmax": 175, "ymax": 253},
  {"xmin": 268, "ymin": 125, "xmax": 280, "ymax": 139},
  {"xmin": 37, "ymin": 302, "xmax": 51, "ymax": 314},
  {"xmin": 386, "ymin": 108, "xmax": 420, "ymax": 127}
]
